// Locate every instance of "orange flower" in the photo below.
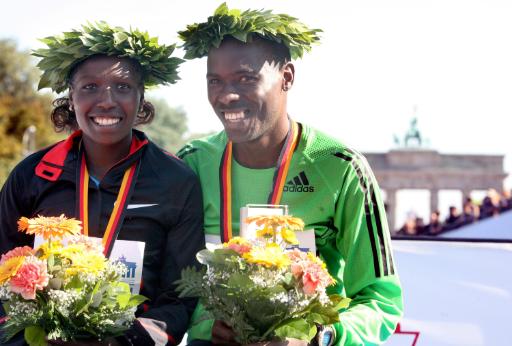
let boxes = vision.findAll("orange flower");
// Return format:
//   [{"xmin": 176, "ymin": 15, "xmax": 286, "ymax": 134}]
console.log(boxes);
[
  {"xmin": 245, "ymin": 215, "xmax": 305, "ymax": 231},
  {"xmin": 17, "ymin": 217, "xmax": 29, "ymax": 232},
  {"xmin": 224, "ymin": 237, "xmax": 252, "ymax": 255},
  {"xmin": 0, "ymin": 246, "xmax": 34, "ymax": 264},
  {"xmin": 17, "ymin": 215, "xmax": 82, "ymax": 240}
]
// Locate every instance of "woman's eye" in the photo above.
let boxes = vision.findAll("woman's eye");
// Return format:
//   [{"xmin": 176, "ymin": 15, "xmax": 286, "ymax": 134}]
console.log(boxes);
[
  {"xmin": 117, "ymin": 83, "xmax": 131, "ymax": 90},
  {"xmin": 82, "ymin": 83, "xmax": 97, "ymax": 90}
]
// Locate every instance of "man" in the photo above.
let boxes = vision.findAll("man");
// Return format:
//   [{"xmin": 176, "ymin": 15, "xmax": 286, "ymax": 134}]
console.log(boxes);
[{"xmin": 177, "ymin": 4, "xmax": 403, "ymax": 345}]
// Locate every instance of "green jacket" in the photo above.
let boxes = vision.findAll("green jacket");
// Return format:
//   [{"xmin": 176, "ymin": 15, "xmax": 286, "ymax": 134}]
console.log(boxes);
[{"xmin": 177, "ymin": 123, "xmax": 403, "ymax": 345}]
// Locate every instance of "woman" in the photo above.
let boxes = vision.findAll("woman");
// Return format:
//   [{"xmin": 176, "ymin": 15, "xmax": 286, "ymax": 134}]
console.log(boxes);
[{"xmin": 0, "ymin": 23, "xmax": 204, "ymax": 346}]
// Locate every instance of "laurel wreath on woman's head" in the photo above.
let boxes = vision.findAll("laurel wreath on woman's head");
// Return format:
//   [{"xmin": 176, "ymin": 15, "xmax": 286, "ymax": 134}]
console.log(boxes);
[
  {"xmin": 178, "ymin": 2, "xmax": 322, "ymax": 60},
  {"xmin": 32, "ymin": 21, "xmax": 183, "ymax": 93}
]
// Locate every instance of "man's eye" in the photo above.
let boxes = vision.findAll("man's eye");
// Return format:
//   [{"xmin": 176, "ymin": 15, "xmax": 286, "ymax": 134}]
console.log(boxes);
[
  {"xmin": 240, "ymin": 76, "xmax": 257, "ymax": 83},
  {"xmin": 208, "ymin": 79, "xmax": 220, "ymax": 86}
]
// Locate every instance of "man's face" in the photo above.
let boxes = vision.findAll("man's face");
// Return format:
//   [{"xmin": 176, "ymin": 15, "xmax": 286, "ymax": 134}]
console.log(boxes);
[{"xmin": 206, "ymin": 39, "xmax": 292, "ymax": 143}]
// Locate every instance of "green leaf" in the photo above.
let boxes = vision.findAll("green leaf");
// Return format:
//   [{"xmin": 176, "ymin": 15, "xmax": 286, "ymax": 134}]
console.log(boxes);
[
  {"xmin": 274, "ymin": 318, "xmax": 316, "ymax": 341},
  {"xmin": 113, "ymin": 32, "xmax": 129, "ymax": 44},
  {"xmin": 329, "ymin": 294, "xmax": 352, "ymax": 311},
  {"xmin": 127, "ymin": 294, "xmax": 148, "ymax": 308},
  {"xmin": 227, "ymin": 273, "xmax": 253, "ymax": 291},
  {"xmin": 47, "ymin": 254, "xmax": 54, "ymax": 268},
  {"xmin": 178, "ymin": 3, "xmax": 321, "ymax": 60},
  {"xmin": 32, "ymin": 21, "xmax": 182, "ymax": 92},
  {"xmin": 116, "ymin": 292, "xmax": 131, "ymax": 309},
  {"xmin": 174, "ymin": 266, "xmax": 205, "ymax": 298},
  {"xmin": 24, "ymin": 326, "xmax": 47, "ymax": 346}
]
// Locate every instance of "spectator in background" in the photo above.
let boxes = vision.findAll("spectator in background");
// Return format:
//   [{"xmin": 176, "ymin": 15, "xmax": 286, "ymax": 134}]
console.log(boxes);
[
  {"xmin": 443, "ymin": 206, "xmax": 462, "ymax": 231},
  {"xmin": 480, "ymin": 189, "xmax": 501, "ymax": 219},
  {"xmin": 414, "ymin": 216, "xmax": 425, "ymax": 235},
  {"xmin": 500, "ymin": 190, "xmax": 512, "ymax": 212},
  {"xmin": 396, "ymin": 214, "xmax": 418, "ymax": 236},
  {"xmin": 461, "ymin": 198, "xmax": 478, "ymax": 226},
  {"xmin": 426, "ymin": 210, "xmax": 443, "ymax": 235}
]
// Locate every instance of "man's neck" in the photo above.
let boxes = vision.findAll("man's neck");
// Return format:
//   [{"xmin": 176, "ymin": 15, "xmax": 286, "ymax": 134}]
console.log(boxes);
[
  {"xmin": 232, "ymin": 118, "xmax": 291, "ymax": 169},
  {"xmin": 82, "ymin": 136, "xmax": 132, "ymax": 179}
]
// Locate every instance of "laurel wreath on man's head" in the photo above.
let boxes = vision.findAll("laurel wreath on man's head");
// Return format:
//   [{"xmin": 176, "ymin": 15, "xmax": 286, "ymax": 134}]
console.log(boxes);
[
  {"xmin": 178, "ymin": 2, "xmax": 322, "ymax": 60},
  {"xmin": 32, "ymin": 21, "xmax": 184, "ymax": 93}
]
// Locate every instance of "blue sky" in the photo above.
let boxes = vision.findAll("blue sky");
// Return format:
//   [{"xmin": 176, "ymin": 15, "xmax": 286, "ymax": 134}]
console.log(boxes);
[{"xmin": 2, "ymin": 0, "xmax": 512, "ymax": 226}]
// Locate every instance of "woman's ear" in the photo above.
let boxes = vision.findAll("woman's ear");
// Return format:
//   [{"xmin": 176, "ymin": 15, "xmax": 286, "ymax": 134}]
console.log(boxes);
[{"xmin": 68, "ymin": 87, "xmax": 75, "ymax": 112}]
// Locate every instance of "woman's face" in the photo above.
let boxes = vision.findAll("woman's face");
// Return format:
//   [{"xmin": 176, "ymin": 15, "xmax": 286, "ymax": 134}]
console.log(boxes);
[{"xmin": 69, "ymin": 55, "xmax": 143, "ymax": 147}]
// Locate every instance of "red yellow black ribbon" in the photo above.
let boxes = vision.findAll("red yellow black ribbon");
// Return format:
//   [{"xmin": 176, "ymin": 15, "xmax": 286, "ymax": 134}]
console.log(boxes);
[
  {"xmin": 78, "ymin": 154, "xmax": 138, "ymax": 257},
  {"xmin": 219, "ymin": 120, "xmax": 300, "ymax": 242}
]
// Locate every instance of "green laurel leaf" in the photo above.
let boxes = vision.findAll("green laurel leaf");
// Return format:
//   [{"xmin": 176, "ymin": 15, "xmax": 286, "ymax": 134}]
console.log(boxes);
[
  {"xmin": 178, "ymin": 2, "xmax": 321, "ymax": 60},
  {"xmin": 32, "ymin": 21, "xmax": 183, "ymax": 93}
]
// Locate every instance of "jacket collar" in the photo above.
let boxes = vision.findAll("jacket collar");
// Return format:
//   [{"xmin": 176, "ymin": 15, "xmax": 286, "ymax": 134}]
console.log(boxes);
[{"xmin": 35, "ymin": 130, "xmax": 149, "ymax": 182}]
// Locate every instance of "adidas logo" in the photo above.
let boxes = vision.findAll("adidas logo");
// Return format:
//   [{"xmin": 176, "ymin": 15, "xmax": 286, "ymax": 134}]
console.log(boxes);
[{"xmin": 284, "ymin": 171, "xmax": 315, "ymax": 192}]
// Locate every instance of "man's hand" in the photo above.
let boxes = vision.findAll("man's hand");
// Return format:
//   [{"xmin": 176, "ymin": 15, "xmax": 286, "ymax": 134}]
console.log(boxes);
[
  {"xmin": 212, "ymin": 320, "xmax": 239, "ymax": 346},
  {"xmin": 46, "ymin": 337, "xmax": 120, "ymax": 346}
]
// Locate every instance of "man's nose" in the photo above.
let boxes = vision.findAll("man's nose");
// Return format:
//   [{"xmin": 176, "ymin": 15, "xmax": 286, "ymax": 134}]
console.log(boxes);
[{"xmin": 218, "ymin": 84, "xmax": 240, "ymax": 105}]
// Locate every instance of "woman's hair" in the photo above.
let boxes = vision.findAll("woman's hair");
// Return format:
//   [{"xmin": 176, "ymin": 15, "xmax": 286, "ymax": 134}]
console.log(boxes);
[
  {"xmin": 50, "ymin": 97, "xmax": 155, "ymax": 132},
  {"xmin": 50, "ymin": 55, "xmax": 155, "ymax": 132}
]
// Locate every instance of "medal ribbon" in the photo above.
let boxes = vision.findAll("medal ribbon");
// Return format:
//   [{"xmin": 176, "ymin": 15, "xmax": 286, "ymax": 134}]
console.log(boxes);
[
  {"xmin": 219, "ymin": 120, "xmax": 300, "ymax": 242},
  {"xmin": 78, "ymin": 154, "xmax": 139, "ymax": 257}
]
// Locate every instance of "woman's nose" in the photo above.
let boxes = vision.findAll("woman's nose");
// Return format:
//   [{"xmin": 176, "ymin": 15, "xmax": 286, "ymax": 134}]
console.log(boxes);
[{"xmin": 96, "ymin": 86, "xmax": 116, "ymax": 109}]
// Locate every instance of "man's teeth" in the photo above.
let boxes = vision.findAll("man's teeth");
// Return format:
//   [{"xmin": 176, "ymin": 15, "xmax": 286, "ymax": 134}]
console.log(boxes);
[
  {"xmin": 93, "ymin": 117, "xmax": 120, "ymax": 126},
  {"xmin": 224, "ymin": 112, "xmax": 245, "ymax": 121}
]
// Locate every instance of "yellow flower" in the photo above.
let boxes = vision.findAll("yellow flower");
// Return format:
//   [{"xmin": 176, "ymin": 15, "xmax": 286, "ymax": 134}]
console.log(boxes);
[
  {"xmin": 65, "ymin": 252, "xmax": 106, "ymax": 278},
  {"xmin": 280, "ymin": 228, "xmax": 299, "ymax": 245},
  {"xmin": 35, "ymin": 241, "xmax": 64, "ymax": 259},
  {"xmin": 243, "ymin": 243, "xmax": 290, "ymax": 268},
  {"xmin": 256, "ymin": 226, "xmax": 275, "ymax": 239},
  {"xmin": 18, "ymin": 215, "xmax": 82, "ymax": 240},
  {"xmin": 307, "ymin": 251, "xmax": 327, "ymax": 269},
  {"xmin": 0, "ymin": 256, "xmax": 25, "ymax": 284}
]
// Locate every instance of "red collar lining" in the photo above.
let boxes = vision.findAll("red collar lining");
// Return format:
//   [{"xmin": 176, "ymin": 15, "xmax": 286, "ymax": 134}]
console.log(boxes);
[{"xmin": 35, "ymin": 131, "xmax": 148, "ymax": 182}]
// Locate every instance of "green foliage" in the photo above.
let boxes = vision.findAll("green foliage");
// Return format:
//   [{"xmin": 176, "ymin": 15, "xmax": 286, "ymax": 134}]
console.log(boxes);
[
  {"xmin": 32, "ymin": 21, "xmax": 184, "ymax": 93},
  {"xmin": 274, "ymin": 318, "xmax": 316, "ymax": 341},
  {"xmin": 176, "ymin": 247, "xmax": 346, "ymax": 344},
  {"xmin": 179, "ymin": 2, "xmax": 322, "ymax": 60},
  {"xmin": 0, "ymin": 39, "xmax": 62, "ymax": 186},
  {"xmin": 174, "ymin": 266, "xmax": 206, "ymax": 298},
  {"xmin": 24, "ymin": 326, "xmax": 47, "ymax": 346},
  {"xmin": 141, "ymin": 98, "xmax": 188, "ymax": 153}
]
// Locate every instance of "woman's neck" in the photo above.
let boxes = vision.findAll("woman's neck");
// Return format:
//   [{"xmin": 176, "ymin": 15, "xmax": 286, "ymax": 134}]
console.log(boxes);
[{"xmin": 82, "ymin": 135, "xmax": 132, "ymax": 179}]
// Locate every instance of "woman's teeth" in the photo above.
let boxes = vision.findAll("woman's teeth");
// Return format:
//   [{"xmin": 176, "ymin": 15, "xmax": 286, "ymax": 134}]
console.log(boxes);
[{"xmin": 92, "ymin": 117, "xmax": 121, "ymax": 126}]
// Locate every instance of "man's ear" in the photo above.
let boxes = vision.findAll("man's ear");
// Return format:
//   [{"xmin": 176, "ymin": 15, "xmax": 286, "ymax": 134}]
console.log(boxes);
[{"xmin": 282, "ymin": 62, "xmax": 295, "ymax": 91}]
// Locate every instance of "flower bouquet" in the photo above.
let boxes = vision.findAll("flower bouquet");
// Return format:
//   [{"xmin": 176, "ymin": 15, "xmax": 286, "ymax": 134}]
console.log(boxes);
[
  {"xmin": 0, "ymin": 215, "xmax": 146, "ymax": 346},
  {"xmin": 176, "ymin": 215, "xmax": 350, "ymax": 344}
]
